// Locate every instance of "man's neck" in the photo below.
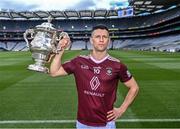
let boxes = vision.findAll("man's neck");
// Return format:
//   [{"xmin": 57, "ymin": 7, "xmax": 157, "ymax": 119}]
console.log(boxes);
[{"xmin": 90, "ymin": 50, "xmax": 108, "ymax": 61}]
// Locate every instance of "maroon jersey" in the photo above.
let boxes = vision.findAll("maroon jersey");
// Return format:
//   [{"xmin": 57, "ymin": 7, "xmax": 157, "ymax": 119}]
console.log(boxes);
[{"xmin": 62, "ymin": 54, "xmax": 132, "ymax": 126}]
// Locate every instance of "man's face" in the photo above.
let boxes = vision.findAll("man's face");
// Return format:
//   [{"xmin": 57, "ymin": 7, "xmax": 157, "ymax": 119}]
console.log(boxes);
[{"xmin": 90, "ymin": 29, "xmax": 110, "ymax": 52}]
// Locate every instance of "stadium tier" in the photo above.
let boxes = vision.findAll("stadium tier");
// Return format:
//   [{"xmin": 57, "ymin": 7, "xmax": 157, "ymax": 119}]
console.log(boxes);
[{"xmin": 0, "ymin": 6, "xmax": 180, "ymax": 52}]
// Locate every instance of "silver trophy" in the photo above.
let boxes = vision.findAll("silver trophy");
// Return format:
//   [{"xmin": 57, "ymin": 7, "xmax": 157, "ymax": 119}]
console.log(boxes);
[{"xmin": 24, "ymin": 17, "xmax": 69, "ymax": 73}]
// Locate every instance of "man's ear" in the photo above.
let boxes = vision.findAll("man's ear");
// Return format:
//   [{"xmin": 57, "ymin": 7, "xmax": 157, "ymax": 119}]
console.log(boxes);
[
  {"xmin": 108, "ymin": 38, "xmax": 111, "ymax": 45},
  {"xmin": 90, "ymin": 37, "xmax": 93, "ymax": 45}
]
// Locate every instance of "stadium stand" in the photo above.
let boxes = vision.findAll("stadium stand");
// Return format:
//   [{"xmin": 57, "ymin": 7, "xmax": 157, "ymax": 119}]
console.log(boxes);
[
  {"xmin": 0, "ymin": 1, "xmax": 179, "ymax": 52},
  {"xmin": 71, "ymin": 41, "xmax": 86, "ymax": 50},
  {"xmin": 115, "ymin": 34, "xmax": 180, "ymax": 51}
]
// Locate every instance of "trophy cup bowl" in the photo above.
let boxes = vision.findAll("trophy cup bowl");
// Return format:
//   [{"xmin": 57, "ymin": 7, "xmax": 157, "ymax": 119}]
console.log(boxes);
[{"xmin": 24, "ymin": 17, "xmax": 69, "ymax": 73}]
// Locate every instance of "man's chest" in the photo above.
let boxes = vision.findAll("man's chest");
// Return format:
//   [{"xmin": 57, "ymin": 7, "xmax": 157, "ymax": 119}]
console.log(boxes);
[
  {"xmin": 74, "ymin": 60, "xmax": 119, "ymax": 88},
  {"xmin": 77, "ymin": 61, "xmax": 118, "ymax": 79},
  {"xmin": 73, "ymin": 58, "xmax": 120, "ymax": 95}
]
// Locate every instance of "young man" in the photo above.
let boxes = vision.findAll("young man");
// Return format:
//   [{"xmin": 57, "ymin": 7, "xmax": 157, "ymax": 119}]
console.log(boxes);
[{"xmin": 49, "ymin": 25, "xmax": 139, "ymax": 129}]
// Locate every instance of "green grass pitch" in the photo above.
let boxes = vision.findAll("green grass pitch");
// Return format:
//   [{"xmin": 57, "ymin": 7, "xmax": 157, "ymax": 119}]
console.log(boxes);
[{"xmin": 0, "ymin": 50, "xmax": 180, "ymax": 128}]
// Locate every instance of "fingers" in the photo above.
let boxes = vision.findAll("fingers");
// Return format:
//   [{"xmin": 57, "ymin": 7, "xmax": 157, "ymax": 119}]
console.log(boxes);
[
  {"xmin": 62, "ymin": 34, "xmax": 70, "ymax": 39},
  {"xmin": 58, "ymin": 36, "xmax": 71, "ymax": 50},
  {"xmin": 60, "ymin": 32, "xmax": 69, "ymax": 39},
  {"xmin": 47, "ymin": 53, "xmax": 55, "ymax": 62},
  {"xmin": 107, "ymin": 110, "xmax": 116, "ymax": 121},
  {"xmin": 107, "ymin": 112, "xmax": 115, "ymax": 121},
  {"xmin": 107, "ymin": 108, "xmax": 123, "ymax": 121}
]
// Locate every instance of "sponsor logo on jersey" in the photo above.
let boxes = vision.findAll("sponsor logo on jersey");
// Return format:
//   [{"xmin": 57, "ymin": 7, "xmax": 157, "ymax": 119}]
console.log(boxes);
[
  {"xmin": 90, "ymin": 76, "xmax": 100, "ymax": 91},
  {"xmin": 84, "ymin": 76, "xmax": 104, "ymax": 97},
  {"xmin": 81, "ymin": 64, "xmax": 89, "ymax": 69},
  {"xmin": 84, "ymin": 90, "xmax": 104, "ymax": 97}
]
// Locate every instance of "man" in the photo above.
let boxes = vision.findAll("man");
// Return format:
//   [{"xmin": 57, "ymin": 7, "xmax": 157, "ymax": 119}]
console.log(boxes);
[{"xmin": 49, "ymin": 25, "xmax": 139, "ymax": 129}]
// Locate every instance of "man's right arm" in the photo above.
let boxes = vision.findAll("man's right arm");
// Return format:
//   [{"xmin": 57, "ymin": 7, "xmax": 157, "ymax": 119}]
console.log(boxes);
[
  {"xmin": 49, "ymin": 35, "xmax": 71, "ymax": 77},
  {"xmin": 49, "ymin": 50, "xmax": 68, "ymax": 77}
]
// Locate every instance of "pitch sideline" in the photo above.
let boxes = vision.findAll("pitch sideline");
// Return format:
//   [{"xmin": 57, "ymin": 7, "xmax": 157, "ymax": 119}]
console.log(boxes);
[{"xmin": 0, "ymin": 119, "xmax": 180, "ymax": 124}]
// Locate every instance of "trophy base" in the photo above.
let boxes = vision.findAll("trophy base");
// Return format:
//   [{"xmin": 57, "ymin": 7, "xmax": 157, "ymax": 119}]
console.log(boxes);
[{"xmin": 28, "ymin": 64, "xmax": 49, "ymax": 73}]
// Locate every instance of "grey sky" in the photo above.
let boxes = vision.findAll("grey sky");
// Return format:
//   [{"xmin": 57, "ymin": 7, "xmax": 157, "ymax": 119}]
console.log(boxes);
[{"xmin": 0, "ymin": 0, "xmax": 129, "ymax": 11}]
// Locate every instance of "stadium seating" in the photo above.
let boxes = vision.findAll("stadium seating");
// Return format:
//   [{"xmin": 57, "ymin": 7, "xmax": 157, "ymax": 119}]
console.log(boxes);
[
  {"xmin": 71, "ymin": 41, "xmax": 86, "ymax": 50},
  {"xmin": 0, "ymin": 6, "xmax": 179, "ymax": 52}
]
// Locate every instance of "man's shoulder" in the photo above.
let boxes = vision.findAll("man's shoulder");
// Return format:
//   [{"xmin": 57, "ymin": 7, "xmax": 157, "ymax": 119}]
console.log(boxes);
[
  {"xmin": 65, "ymin": 55, "xmax": 89, "ymax": 64},
  {"xmin": 107, "ymin": 55, "xmax": 121, "ymax": 63},
  {"xmin": 78, "ymin": 55, "xmax": 90, "ymax": 59}
]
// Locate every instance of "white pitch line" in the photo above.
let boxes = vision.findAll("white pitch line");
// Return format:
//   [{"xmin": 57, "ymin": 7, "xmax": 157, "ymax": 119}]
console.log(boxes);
[
  {"xmin": 116, "ymin": 119, "xmax": 180, "ymax": 122},
  {"xmin": 0, "ymin": 120, "xmax": 75, "ymax": 124},
  {"xmin": 0, "ymin": 119, "xmax": 180, "ymax": 124}
]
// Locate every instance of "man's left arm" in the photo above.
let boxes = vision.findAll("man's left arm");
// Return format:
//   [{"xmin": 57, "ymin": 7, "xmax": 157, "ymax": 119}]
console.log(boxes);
[{"xmin": 107, "ymin": 77, "xmax": 139, "ymax": 121}]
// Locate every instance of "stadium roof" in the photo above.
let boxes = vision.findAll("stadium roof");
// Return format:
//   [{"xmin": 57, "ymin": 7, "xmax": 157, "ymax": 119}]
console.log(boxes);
[
  {"xmin": 0, "ymin": 9, "xmax": 118, "ymax": 20},
  {"xmin": 0, "ymin": 0, "xmax": 179, "ymax": 20},
  {"xmin": 129, "ymin": 0, "xmax": 180, "ymax": 15}
]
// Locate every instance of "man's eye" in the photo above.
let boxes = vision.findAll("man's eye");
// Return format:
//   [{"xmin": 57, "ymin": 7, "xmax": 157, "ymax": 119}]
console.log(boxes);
[
  {"xmin": 103, "ymin": 36, "xmax": 108, "ymax": 39},
  {"xmin": 93, "ymin": 35, "xmax": 109, "ymax": 39},
  {"xmin": 95, "ymin": 36, "xmax": 100, "ymax": 38}
]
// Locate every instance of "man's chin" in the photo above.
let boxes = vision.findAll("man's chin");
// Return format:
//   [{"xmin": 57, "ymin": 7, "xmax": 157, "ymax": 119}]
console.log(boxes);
[{"xmin": 95, "ymin": 48, "xmax": 107, "ymax": 52}]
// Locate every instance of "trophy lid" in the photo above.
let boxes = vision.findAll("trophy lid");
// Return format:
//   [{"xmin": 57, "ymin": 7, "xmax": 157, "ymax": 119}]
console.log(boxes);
[{"xmin": 36, "ymin": 16, "xmax": 56, "ymax": 31}]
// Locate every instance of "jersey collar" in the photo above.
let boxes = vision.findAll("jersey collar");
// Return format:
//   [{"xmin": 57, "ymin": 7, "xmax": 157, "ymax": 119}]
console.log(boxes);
[{"xmin": 90, "ymin": 54, "xmax": 109, "ymax": 64}]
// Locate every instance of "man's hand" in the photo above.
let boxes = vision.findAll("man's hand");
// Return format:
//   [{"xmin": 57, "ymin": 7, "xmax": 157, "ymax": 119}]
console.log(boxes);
[
  {"xmin": 48, "ymin": 34, "xmax": 70, "ymax": 63},
  {"xmin": 107, "ymin": 107, "xmax": 126, "ymax": 121},
  {"xmin": 57, "ymin": 34, "xmax": 71, "ymax": 51},
  {"xmin": 47, "ymin": 53, "xmax": 55, "ymax": 63}
]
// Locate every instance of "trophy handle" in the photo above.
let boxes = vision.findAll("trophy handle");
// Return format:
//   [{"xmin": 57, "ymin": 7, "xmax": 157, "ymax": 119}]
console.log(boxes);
[
  {"xmin": 55, "ymin": 32, "xmax": 70, "ymax": 53},
  {"xmin": 23, "ymin": 29, "xmax": 34, "ymax": 48}
]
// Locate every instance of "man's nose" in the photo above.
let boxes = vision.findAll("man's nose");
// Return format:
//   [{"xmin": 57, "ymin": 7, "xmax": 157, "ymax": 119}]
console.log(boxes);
[{"xmin": 99, "ymin": 36, "xmax": 104, "ymax": 41}]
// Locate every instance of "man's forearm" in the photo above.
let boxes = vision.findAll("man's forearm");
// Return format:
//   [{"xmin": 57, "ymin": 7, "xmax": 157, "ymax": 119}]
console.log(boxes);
[
  {"xmin": 107, "ymin": 78, "xmax": 139, "ymax": 121},
  {"xmin": 120, "ymin": 85, "xmax": 139, "ymax": 111},
  {"xmin": 50, "ymin": 50, "xmax": 64, "ymax": 75}
]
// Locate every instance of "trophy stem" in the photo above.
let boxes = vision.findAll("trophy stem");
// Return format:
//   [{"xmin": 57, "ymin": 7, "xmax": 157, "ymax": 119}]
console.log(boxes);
[
  {"xmin": 28, "ymin": 53, "xmax": 49, "ymax": 73},
  {"xmin": 34, "ymin": 59, "xmax": 45, "ymax": 66}
]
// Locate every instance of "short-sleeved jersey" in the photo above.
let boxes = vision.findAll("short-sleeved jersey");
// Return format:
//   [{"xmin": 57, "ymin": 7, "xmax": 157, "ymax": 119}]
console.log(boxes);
[{"xmin": 62, "ymin": 54, "xmax": 132, "ymax": 126}]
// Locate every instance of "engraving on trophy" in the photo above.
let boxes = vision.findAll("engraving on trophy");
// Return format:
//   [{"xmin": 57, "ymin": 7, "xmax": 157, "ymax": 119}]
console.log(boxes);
[{"xmin": 24, "ymin": 17, "xmax": 69, "ymax": 73}]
